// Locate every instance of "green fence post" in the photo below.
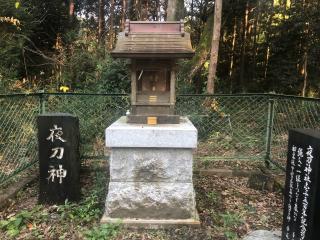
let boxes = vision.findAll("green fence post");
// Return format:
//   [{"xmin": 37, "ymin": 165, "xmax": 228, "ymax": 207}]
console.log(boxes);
[
  {"xmin": 39, "ymin": 90, "xmax": 46, "ymax": 114},
  {"xmin": 265, "ymin": 98, "xmax": 275, "ymax": 168}
]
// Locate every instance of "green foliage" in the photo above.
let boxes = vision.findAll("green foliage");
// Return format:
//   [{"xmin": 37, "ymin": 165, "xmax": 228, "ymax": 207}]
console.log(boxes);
[
  {"xmin": 220, "ymin": 212, "xmax": 243, "ymax": 229},
  {"xmin": 206, "ymin": 191, "xmax": 220, "ymax": 204},
  {"xmin": 0, "ymin": 211, "xmax": 31, "ymax": 237},
  {"xmin": 96, "ymin": 56, "xmax": 130, "ymax": 93},
  {"xmin": 53, "ymin": 26, "xmax": 129, "ymax": 93},
  {"xmin": 218, "ymin": 211, "xmax": 243, "ymax": 240},
  {"xmin": 224, "ymin": 230, "xmax": 238, "ymax": 240},
  {"xmin": 83, "ymin": 223, "xmax": 121, "ymax": 240},
  {"xmin": 57, "ymin": 191, "xmax": 102, "ymax": 224},
  {"xmin": 0, "ymin": 206, "xmax": 48, "ymax": 238},
  {"xmin": 202, "ymin": 158, "xmax": 211, "ymax": 169},
  {"xmin": 0, "ymin": 163, "xmax": 109, "ymax": 238},
  {"xmin": 1, "ymin": 0, "xmax": 320, "ymax": 95},
  {"xmin": 0, "ymin": 0, "xmax": 31, "ymax": 92},
  {"xmin": 0, "ymin": 0, "xmax": 79, "ymax": 93},
  {"xmin": 63, "ymin": 48, "xmax": 98, "ymax": 90},
  {"xmin": 45, "ymin": 94, "xmax": 129, "ymax": 156},
  {"xmin": 176, "ymin": 60, "xmax": 197, "ymax": 94},
  {"xmin": 56, "ymin": 169, "xmax": 106, "ymax": 224}
]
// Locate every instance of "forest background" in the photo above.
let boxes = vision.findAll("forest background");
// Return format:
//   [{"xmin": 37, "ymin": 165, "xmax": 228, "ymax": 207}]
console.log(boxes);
[{"xmin": 0, "ymin": 0, "xmax": 319, "ymax": 96}]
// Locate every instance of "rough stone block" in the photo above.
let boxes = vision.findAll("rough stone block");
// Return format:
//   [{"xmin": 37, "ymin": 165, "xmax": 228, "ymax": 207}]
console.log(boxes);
[
  {"xmin": 110, "ymin": 148, "xmax": 193, "ymax": 182},
  {"xmin": 105, "ymin": 182, "xmax": 196, "ymax": 219}
]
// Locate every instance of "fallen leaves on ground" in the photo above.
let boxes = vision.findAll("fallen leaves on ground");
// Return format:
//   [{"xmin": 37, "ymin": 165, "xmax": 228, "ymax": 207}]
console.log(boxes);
[{"xmin": 0, "ymin": 167, "xmax": 283, "ymax": 240}]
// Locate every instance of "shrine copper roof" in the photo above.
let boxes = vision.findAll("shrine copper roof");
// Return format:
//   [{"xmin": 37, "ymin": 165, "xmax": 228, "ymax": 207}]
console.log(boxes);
[{"xmin": 111, "ymin": 20, "xmax": 194, "ymax": 58}]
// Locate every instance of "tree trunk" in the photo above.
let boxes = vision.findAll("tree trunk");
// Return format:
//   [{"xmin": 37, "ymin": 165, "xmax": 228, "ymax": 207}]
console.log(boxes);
[
  {"xmin": 251, "ymin": 1, "xmax": 260, "ymax": 82},
  {"xmin": 128, "ymin": 0, "xmax": 135, "ymax": 20},
  {"xmin": 121, "ymin": 0, "xmax": 127, "ymax": 31},
  {"xmin": 301, "ymin": 0, "xmax": 309, "ymax": 97},
  {"xmin": 163, "ymin": 0, "xmax": 168, "ymax": 20},
  {"xmin": 108, "ymin": 0, "xmax": 115, "ymax": 49},
  {"xmin": 239, "ymin": 1, "xmax": 249, "ymax": 92},
  {"xmin": 301, "ymin": 52, "xmax": 308, "ymax": 97},
  {"xmin": 229, "ymin": 17, "xmax": 237, "ymax": 93},
  {"xmin": 69, "ymin": 0, "xmax": 75, "ymax": 17},
  {"xmin": 207, "ymin": 0, "xmax": 222, "ymax": 94},
  {"xmin": 156, "ymin": 0, "xmax": 160, "ymax": 20},
  {"xmin": 167, "ymin": 0, "xmax": 177, "ymax": 21},
  {"xmin": 176, "ymin": 0, "xmax": 184, "ymax": 20},
  {"xmin": 141, "ymin": 0, "xmax": 148, "ymax": 20},
  {"xmin": 98, "ymin": 0, "xmax": 105, "ymax": 45},
  {"xmin": 135, "ymin": 0, "xmax": 141, "ymax": 20},
  {"xmin": 191, "ymin": 0, "xmax": 194, "ymax": 19},
  {"xmin": 264, "ymin": 46, "xmax": 270, "ymax": 81},
  {"xmin": 264, "ymin": 2, "xmax": 274, "ymax": 89},
  {"xmin": 189, "ymin": 51, "xmax": 209, "ymax": 81}
]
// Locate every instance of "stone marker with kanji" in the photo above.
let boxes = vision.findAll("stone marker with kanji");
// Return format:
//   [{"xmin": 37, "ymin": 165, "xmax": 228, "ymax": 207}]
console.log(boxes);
[
  {"xmin": 282, "ymin": 129, "xmax": 320, "ymax": 240},
  {"xmin": 37, "ymin": 113, "xmax": 80, "ymax": 204}
]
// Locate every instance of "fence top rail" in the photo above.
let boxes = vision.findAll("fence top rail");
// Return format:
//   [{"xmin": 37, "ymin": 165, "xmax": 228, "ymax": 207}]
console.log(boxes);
[
  {"xmin": 269, "ymin": 94, "xmax": 320, "ymax": 102},
  {"xmin": 1, "ymin": 92, "xmax": 320, "ymax": 102},
  {"xmin": 0, "ymin": 92, "xmax": 129, "ymax": 98},
  {"xmin": 0, "ymin": 92, "xmax": 41, "ymax": 98},
  {"xmin": 179, "ymin": 93, "xmax": 320, "ymax": 102}
]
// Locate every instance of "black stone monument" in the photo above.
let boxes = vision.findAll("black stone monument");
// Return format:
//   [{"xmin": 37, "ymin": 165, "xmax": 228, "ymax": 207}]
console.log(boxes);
[
  {"xmin": 282, "ymin": 129, "xmax": 320, "ymax": 240},
  {"xmin": 37, "ymin": 113, "xmax": 80, "ymax": 204}
]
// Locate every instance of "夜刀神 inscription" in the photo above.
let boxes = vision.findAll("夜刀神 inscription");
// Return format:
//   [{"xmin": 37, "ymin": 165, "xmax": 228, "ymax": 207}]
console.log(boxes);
[{"xmin": 46, "ymin": 125, "xmax": 67, "ymax": 184}]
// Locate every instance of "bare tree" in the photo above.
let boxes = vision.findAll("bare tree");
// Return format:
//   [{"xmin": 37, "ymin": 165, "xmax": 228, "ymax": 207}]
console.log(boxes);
[
  {"xmin": 121, "ymin": 0, "xmax": 127, "ymax": 30},
  {"xmin": 69, "ymin": 0, "xmax": 75, "ymax": 17},
  {"xmin": 239, "ymin": 0, "xmax": 249, "ymax": 91},
  {"xmin": 207, "ymin": 0, "xmax": 222, "ymax": 94},
  {"xmin": 98, "ymin": 0, "xmax": 105, "ymax": 45},
  {"xmin": 167, "ymin": 0, "xmax": 177, "ymax": 21},
  {"xmin": 108, "ymin": 0, "xmax": 115, "ymax": 49}
]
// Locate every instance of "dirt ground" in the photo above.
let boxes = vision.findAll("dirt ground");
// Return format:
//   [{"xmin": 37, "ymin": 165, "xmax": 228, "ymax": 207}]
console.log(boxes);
[{"xmin": 0, "ymin": 163, "xmax": 283, "ymax": 240}]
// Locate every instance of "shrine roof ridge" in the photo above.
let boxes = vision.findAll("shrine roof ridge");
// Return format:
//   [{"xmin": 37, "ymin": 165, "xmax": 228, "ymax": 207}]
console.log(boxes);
[
  {"xmin": 124, "ymin": 19, "xmax": 185, "ymax": 35},
  {"xmin": 111, "ymin": 20, "xmax": 194, "ymax": 59}
]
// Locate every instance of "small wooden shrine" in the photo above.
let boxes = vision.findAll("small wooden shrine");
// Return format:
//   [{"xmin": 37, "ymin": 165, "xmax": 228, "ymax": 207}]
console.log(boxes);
[{"xmin": 111, "ymin": 20, "xmax": 194, "ymax": 124}]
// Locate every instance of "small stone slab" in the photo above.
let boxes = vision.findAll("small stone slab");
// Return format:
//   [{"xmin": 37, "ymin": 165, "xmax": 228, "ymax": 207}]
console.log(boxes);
[
  {"xmin": 243, "ymin": 230, "xmax": 281, "ymax": 240},
  {"xmin": 100, "ymin": 215, "xmax": 200, "ymax": 229}
]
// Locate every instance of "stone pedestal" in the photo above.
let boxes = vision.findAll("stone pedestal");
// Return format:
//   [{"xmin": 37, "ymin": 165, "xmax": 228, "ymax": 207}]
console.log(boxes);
[{"xmin": 101, "ymin": 116, "xmax": 200, "ymax": 228}]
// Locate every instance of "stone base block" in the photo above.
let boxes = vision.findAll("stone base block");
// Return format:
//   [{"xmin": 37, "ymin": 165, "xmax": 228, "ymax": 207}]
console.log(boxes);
[
  {"xmin": 110, "ymin": 148, "xmax": 193, "ymax": 182},
  {"xmin": 100, "ymin": 215, "xmax": 200, "ymax": 229},
  {"xmin": 105, "ymin": 182, "xmax": 197, "ymax": 219},
  {"xmin": 103, "ymin": 116, "xmax": 199, "ymax": 228}
]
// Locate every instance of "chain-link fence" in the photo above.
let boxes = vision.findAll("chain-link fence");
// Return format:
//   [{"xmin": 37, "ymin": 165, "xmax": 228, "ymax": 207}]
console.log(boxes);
[
  {"xmin": 1, "ymin": 93, "xmax": 320, "ymax": 185},
  {"xmin": 0, "ymin": 94, "xmax": 40, "ymax": 185},
  {"xmin": 176, "ymin": 95, "xmax": 270, "ymax": 161},
  {"xmin": 270, "ymin": 96, "xmax": 320, "ymax": 170},
  {"xmin": 45, "ymin": 93, "xmax": 129, "ymax": 157}
]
